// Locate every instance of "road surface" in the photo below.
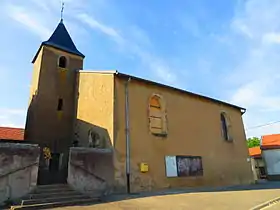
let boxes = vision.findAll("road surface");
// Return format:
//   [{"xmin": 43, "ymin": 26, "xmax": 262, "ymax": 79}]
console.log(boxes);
[{"xmin": 53, "ymin": 182, "xmax": 280, "ymax": 210}]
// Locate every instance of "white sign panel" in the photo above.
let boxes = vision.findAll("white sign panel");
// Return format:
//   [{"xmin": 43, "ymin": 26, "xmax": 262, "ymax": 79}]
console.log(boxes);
[{"xmin": 165, "ymin": 156, "xmax": 178, "ymax": 177}]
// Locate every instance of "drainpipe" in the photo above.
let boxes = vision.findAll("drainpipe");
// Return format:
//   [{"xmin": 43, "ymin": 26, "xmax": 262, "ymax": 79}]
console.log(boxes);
[{"xmin": 125, "ymin": 77, "xmax": 131, "ymax": 194}]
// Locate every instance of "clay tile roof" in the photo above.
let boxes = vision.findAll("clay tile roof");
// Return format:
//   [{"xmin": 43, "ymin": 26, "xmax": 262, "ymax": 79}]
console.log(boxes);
[
  {"xmin": 261, "ymin": 134, "xmax": 280, "ymax": 150},
  {"xmin": 249, "ymin": 146, "xmax": 261, "ymax": 158},
  {"xmin": 0, "ymin": 127, "xmax": 24, "ymax": 141}
]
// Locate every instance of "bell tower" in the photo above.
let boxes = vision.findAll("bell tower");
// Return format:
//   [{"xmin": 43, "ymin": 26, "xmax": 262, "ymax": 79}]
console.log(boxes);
[{"xmin": 25, "ymin": 20, "xmax": 84, "ymax": 184}]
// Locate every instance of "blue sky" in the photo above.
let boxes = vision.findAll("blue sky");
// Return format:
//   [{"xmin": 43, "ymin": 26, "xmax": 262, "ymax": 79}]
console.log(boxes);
[{"xmin": 1, "ymin": 0, "xmax": 280, "ymax": 138}]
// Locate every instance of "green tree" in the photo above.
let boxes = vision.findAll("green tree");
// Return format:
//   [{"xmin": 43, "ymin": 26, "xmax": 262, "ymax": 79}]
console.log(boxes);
[{"xmin": 247, "ymin": 137, "xmax": 261, "ymax": 148}]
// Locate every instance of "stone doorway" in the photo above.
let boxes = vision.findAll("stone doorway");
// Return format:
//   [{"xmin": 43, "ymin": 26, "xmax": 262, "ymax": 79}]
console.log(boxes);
[{"xmin": 37, "ymin": 151, "xmax": 67, "ymax": 185}]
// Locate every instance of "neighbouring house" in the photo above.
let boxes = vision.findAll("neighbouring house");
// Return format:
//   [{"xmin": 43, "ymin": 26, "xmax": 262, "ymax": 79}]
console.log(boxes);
[
  {"xmin": 261, "ymin": 134, "xmax": 280, "ymax": 181},
  {"xmin": 23, "ymin": 19, "xmax": 254, "ymax": 193},
  {"xmin": 0, "ymin": 126, "xmax": 24, "ymax": 142},
  {"xmin": 249, "ymin": 146, "xmax": 266, "ymax": 181}
]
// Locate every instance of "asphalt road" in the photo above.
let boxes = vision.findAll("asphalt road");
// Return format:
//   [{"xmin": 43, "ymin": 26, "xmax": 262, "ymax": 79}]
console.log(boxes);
[{"xmin": 53, "ymin": 181, "xmax": 280, "ymax": 210}]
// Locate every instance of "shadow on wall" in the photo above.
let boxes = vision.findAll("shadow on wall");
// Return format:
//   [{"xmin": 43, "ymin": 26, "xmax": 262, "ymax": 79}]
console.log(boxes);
[
  {"xmin": 25, "ymin": 95, "xmax": 112, "ymax": 149},
  {"xmin": 73, "ymin": 71, "xmax": 113, "ymax": 149},
  {"xmin": 68, "ymin": 147, "xmax": 114, "ymax": 198},
  {"xmin": 69, "ymin": 119, "xmax": 114, "ymax": 198},
  {"xmin": 74, "ymin": 119, "xmax": 112, "ymax": 149}
]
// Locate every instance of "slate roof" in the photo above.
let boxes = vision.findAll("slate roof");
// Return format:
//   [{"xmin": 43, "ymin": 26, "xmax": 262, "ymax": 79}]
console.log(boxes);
[
  {"xmin": 0, "ymin": 127, "xmax": 24, "ymax": 141},
  {"xmin": 32, "ymin": 21, "xmax": 84, "ymax": 63}
]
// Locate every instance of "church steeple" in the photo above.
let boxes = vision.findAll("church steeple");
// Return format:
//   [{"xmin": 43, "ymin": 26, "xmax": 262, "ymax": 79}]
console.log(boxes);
[
  {"xmin": 32, "ymin": 21, "xmax": 84, "ymax": 63},
  {"xmin": 43, "ymin": 22, "xmax": 84, "ymax": 57},
  {"xmin": 26, "ymin": 18, "xmax": 84, "ymax": 185}
]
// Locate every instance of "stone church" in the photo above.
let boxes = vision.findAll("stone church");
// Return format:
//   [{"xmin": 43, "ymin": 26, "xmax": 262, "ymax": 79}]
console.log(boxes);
[{"xmin": 24, "ymin": 20, "xmax": 254, "ymax": 193}]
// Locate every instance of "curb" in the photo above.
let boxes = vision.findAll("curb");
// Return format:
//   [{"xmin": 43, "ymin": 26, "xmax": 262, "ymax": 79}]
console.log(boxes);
[{"xmin": 250, "ymin": 196, "xmax": 280, "ymax": 210}]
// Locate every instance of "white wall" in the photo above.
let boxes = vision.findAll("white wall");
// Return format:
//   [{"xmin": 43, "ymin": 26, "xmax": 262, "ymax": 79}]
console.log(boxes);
[{"xmin": 262, "ymin": 149, "xmax": 280, "ymax": 175}]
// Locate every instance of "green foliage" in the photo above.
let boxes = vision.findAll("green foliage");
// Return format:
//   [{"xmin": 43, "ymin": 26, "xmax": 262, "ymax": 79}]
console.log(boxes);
[{"xmin": 247, "ymin": 137, "xmax": 261, "ymax": 148}]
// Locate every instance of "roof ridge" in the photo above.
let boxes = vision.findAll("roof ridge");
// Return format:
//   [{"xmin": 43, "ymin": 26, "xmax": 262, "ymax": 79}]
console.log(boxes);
[
  {"xmin": 262, "ymin": 133, "xmax": 280, "ymax": 137},
  {"xmin": 0, "ymin": 126, "xmax": 24, "ymax": 130}
]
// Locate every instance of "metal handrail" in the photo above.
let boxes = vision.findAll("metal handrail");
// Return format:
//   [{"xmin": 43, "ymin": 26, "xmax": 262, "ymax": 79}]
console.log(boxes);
[
  {"xmin": 0, "ymin": 162, "xmax": 38, "ymax": 179},
  {"xmin": 69, "ymin": 161, "xmax": 106, "ymax": 182}
]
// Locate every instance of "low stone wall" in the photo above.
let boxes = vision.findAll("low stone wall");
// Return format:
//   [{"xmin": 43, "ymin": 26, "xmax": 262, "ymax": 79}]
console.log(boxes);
[
  {"xmin": 67, "ymin": 147, "xmax": 114, "ymax": 197},
  {"xmin": 0, "ymin": 143, "xmax": 40, "ymax": 205}
]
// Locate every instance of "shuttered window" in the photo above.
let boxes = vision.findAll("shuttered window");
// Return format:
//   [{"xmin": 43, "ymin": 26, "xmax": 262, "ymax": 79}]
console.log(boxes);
[{"xmin": 149, "ymin": 94, "xmax": 167, "ymax": 136}]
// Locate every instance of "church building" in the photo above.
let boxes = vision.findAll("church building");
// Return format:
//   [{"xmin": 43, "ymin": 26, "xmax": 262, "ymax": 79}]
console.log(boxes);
[{"xmin": 24, "ymin": 20, "xmax": 254, "ymax": 193}]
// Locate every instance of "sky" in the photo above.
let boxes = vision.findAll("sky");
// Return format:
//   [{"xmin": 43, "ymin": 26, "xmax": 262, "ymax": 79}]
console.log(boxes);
[{"xmin": 0, "ymin": 0, "xmax": 280, "ymax": 138}]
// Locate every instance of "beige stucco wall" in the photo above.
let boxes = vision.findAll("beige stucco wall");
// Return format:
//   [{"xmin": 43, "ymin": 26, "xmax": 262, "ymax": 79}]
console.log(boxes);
[
  {"xmin": 28, "ymin": 48, "xmax": 43, "ymax": 106},
  {"xmin": 25, "ymin": 46, "xmax": 84, "ymax": 184},
  {"xmin": 114, "ymin": 76, "xmax": 253, "ymax": 192},
  {"xmin": 25, "ymin": 46, "xmax": 83, "ymax": 150},
  {"xmin": 70, "ymin": 71, "xmax": 253, "ymax": 192},
  {"xmin": 74, "ymin": 72, "xmax": 114, "ymax": 148}
]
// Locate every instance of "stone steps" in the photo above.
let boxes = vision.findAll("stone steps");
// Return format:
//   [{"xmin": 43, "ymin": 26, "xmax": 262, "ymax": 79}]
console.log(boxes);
[
  {"xmin": 10, "ymin": 184, "xmax": 100, "ymax": 209},
  {"xmin": 25, "ymin": 190, "xmax": 80, "ymax": 200}
]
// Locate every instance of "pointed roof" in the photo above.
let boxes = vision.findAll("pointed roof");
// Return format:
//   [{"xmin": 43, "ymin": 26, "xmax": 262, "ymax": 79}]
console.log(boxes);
[{"xmin": 32, "ymin": 21, "xmax": 84, "ymax": 63}]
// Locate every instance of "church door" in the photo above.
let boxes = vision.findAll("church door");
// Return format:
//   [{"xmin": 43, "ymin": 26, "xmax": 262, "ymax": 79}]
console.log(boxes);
[{"xmin": 38, "ymin": 152, "xmax": 67, "ymax": 185}]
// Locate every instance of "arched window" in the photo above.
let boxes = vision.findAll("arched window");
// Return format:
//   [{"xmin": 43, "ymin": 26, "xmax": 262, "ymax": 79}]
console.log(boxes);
[
  {"xmin": 148, "ymin": 94, "xmax": 167, "ymax": 136},
  {"xmin": 58, "ymin": 56, "xmax": 67, "ymax": 68},
  {"xmin": 220, "ymin": 112, "xmax": 232, "ymax": 141}
]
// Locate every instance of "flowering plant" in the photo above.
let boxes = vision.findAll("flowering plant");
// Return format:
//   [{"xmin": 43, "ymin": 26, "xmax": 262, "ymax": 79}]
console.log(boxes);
[{"xmin": 43, "ymin": 147, "xmax": 52, "ymax": 160}]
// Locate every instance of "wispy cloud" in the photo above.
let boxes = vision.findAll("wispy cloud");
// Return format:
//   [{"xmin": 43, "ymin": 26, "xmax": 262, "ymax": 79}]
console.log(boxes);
[
  {"xmin": 3, "ymin": 1, "xmax": 180, "ymax": 85},
  {"xmin": 0, "ymin": 108, "xmax": 26, "ymax": 116},
  {"xmin": 3, "ymin": 0, "xmax": 88, "ymax": 41},
  {"xmin": 225, "ymin": 0, "xmax": 280, "ymax": 137},
  {"xmin": 77, "ymin": 12, "xmax": 179, "ymax": 85},
  {"xmin": 0, "ymin": 108, "xmax": 26, "ymax": 128},
  {"xmin": 77, "ymin": 13, "xmax": 124, "ymax": 45},
  {"xmin": 29, "ymin": 0, "xmax": 51, "ymax": 12},
  {"xmin": 262, "ymin": 33, "xmax": 280, "ymax": 44},
  {"xmin": 5, "ymin": 4, "xmax": 52, "ymax": 40}
]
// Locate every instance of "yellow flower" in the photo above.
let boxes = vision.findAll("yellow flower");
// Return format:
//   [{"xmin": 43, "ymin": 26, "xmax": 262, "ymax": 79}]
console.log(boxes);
[{"xmin": 43, "ymin": 147, "xmax": 52, "ymax": 160}]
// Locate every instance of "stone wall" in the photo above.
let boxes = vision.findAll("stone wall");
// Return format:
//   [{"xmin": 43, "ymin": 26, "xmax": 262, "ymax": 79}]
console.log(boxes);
[
  {"xmin": 0, "ymin": 143, "xmax": 40, "ymax": 205},
  {"xmin": 67, "ymin": 147, "xmax": 114, "ymax": 198}
]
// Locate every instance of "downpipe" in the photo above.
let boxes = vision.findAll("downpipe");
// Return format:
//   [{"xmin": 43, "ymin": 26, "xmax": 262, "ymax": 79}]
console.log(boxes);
[{"xmin": 125, "ymin": 77, "xmax": 131, "ymax": 193}]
